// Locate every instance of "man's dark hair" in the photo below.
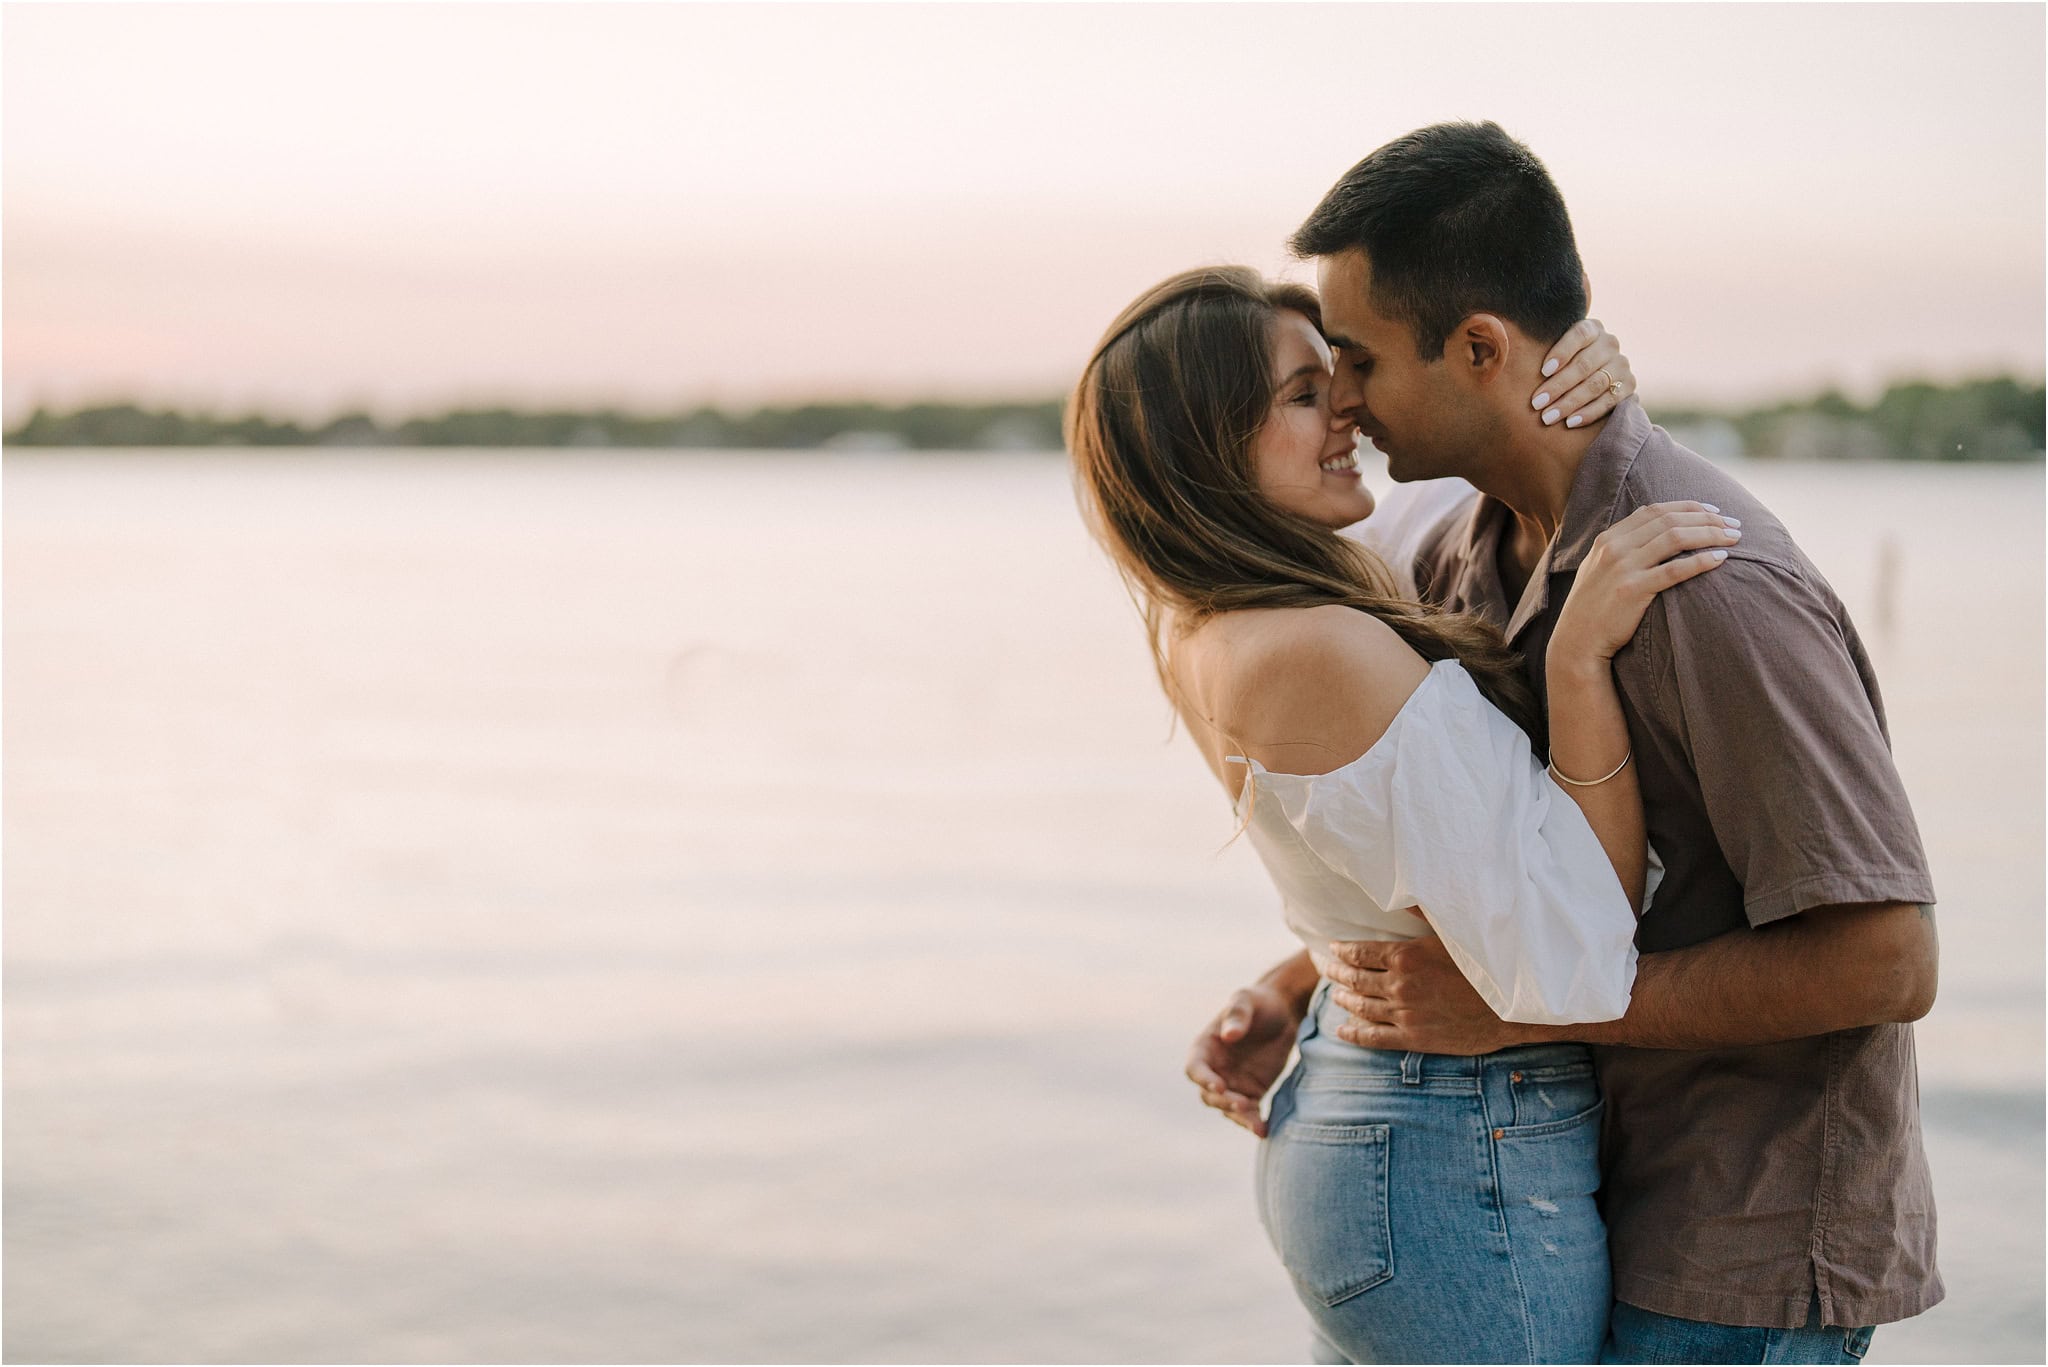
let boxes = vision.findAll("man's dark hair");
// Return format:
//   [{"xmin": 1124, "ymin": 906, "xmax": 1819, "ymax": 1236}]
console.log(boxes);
[{"xmin": 1291, "ymin": 121, "xmax": 1586, "ymax": 361}]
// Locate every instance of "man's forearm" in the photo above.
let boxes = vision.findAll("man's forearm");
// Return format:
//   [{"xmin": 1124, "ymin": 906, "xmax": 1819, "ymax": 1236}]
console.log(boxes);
[
  {"xmin": 1521, "ymin": 901, "xmax": 1938, "ymax": 1050},
  {"xmin": 1259, "ymin": 948, "xmax": 1323, "ymax": 1018}
]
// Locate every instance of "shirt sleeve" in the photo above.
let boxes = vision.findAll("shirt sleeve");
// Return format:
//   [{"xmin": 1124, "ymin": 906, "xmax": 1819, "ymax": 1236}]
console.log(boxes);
[
  {"xmin": 1261, "ymin": 667, "xmax": 1639, "ymax": 1024},
  {"xmin": 1655, "ymin": 556, "xmax": 1935, "ymax": 927}
]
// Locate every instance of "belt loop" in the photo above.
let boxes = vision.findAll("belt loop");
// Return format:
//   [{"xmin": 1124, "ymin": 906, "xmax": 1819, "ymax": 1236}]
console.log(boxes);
[{"xmin": 1401, "ymin": 1051, "xmax": 1424, "ymax": 1085}]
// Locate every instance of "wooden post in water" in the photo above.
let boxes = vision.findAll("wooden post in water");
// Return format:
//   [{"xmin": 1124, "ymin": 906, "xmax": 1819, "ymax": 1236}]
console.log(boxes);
[{"xmin": 1874, "ymin": 534, "xmax": 1902, "ymax": 642}]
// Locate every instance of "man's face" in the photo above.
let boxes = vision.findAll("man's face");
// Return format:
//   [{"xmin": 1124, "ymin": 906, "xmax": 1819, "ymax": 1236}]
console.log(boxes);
[{"xmin": 1315, "ymin": 249, "xmax": 1478, "ymax": 483}]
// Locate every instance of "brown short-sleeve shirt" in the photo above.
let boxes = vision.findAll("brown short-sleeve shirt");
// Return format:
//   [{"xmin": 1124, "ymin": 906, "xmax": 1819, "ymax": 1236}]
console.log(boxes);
[{"xmin": 1414, "ymin": 399, "xmax": 1941, "ymax": 1329}]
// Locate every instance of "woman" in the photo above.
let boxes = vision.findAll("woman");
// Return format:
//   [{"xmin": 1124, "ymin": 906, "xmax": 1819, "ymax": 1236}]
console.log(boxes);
[{"xmin": 1064, "ymin": 267, "xmax": 1736, "ymax": 1364}]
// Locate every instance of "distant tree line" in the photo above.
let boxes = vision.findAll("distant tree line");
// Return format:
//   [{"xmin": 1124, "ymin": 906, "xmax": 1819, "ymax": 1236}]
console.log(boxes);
[
  {"xmin": 1653, "ymin": 376, "xmax": 2043, "ymax": 462},
  {"xmin": 5, "ymin": 377, "xmax": 2041, "ymax": 460},
  {"xmin": 1, "ymin": 400, "xmax": 1067, "ymax": 452}
]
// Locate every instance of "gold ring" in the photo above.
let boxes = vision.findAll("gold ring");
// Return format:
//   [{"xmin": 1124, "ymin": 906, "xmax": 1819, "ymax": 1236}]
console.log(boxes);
[{"xmin": 1592, "ymin": 367, "xmax": 1612, "ymax": 390}]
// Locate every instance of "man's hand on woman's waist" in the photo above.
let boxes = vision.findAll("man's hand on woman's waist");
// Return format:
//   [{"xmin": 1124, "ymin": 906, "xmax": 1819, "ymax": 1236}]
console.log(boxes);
[{"xmin": 1324, "ymin": 900, "xmax": 1938, "ymax": 1053}]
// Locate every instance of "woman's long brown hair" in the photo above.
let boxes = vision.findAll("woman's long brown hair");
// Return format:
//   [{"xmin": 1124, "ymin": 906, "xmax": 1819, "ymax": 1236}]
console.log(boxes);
[{"xmin": 1064, "ymin": 264, "xmax": 1542, "ymax": 747}]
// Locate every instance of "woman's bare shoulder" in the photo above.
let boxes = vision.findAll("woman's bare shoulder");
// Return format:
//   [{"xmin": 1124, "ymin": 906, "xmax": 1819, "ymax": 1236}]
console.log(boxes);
[{"xmin": 1178, "ymin": 605, "xmax": 1430, "ymax": 777}]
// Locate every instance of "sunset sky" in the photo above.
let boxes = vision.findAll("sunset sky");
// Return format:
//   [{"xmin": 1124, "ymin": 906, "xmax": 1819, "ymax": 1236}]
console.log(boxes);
[{"xmin": 4, "ymin": 2, "xmax": 2042, "ymax": 422}]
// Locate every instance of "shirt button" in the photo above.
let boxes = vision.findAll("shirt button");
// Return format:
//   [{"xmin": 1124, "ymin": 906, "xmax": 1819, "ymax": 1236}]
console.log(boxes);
[
  {"xmin": 1492, "ymin": 1128, "xmax": 1504, "ymax": 1140},
  {"xmin": 1510, "ymin": 1071, "xmax": 1523, "ymax": 1083}
]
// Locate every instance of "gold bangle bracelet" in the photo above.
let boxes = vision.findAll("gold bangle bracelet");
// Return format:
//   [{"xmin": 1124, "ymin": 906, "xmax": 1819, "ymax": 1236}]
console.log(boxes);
[{"xmin": 1548, "ymin": 749, "xmax": 1633, "ymax": 787}]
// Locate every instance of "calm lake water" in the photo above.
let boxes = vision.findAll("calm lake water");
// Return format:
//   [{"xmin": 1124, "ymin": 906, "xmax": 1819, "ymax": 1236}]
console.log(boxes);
[{"xmin": 4, "ymin": 449, "xmax": 2042, "ymax": 1364}]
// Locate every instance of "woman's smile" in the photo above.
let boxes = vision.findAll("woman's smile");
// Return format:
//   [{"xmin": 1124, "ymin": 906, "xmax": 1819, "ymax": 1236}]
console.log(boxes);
[{"xmin": 1253, "ymin": 310, "xmax": 1378, "ymax": 527}]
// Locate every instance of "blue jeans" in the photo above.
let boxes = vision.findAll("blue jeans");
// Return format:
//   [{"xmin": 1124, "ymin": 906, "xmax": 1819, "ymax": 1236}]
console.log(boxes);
[
  {"xmin": 1257, "ymin": 982, "xmax": 1611, "ymax": 1364},
  {"xmin": 1602, "ymin": 1299, "xmax": 1875, "ymax": 1364}
]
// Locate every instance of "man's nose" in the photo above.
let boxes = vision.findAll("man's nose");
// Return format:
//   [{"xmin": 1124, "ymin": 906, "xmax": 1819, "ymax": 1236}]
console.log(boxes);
[{"xmin": 1328, "ymin": 361, "xmax": 1364, "ymax": 422}]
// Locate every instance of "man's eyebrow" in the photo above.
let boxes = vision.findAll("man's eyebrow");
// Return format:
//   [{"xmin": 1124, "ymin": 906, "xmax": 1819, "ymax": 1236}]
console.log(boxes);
[{"xmin": 1322, "ymin": 333, "xmax": 1364, "ymax": 352}]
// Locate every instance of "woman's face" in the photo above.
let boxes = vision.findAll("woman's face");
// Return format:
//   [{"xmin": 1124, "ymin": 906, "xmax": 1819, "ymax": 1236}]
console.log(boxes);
[{"xmin": 1249, "ymin": 310, "xmax": 1375, "ymax": 530}]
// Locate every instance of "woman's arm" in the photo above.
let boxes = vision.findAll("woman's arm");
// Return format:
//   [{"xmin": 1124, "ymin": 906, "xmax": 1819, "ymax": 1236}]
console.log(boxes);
[
  {"xmin": 1544, "ymin": 649, "xmax": 1650, "ymax": 911},
  {"xmin": 1545, "ymin": 503, "xmax": 1742, "ymax": 912}
]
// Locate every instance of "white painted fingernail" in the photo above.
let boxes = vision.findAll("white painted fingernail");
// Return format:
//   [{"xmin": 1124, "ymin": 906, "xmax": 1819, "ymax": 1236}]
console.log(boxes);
[
  {"xmin": 1702, "ymin": 503, "xmax": 1719, "ymax": 512},
  {"xmin": 1722, "ymin": 516, "xmax": 1741, "ymax": 527},
  {"xmin": 1566, "ymin": 414, "xmax": 1584, "ymax": 429},
  {"xmin": 1710, "ymin": 549, "xmax": 1729, "ymax": 560},
  {"xmin": 1726, "ymin": 528, "xmax": 1742, "ymax": 539},
  {"xmin": 1542, "ymin": 407, "xmax": 1561, "ymax": 425},
  {"xmin": 1542, "ymin": 358, "xmax": 1561, "ymax": 377},
  {"xmin": 1532, "ymin": 392, "xmax": 1551, "ymax": 410}
]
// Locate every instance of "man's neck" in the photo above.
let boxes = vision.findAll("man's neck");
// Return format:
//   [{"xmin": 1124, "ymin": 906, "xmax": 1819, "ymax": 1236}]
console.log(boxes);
[
  {"xmin": 1466, "ymin": 414, "xmax": 1602, "ymax": 587},
  {"xmin": 1471, "ymin": 424, "xmax": 1597, "ymax": 534},
  {"xmin": 1495, "ymin": 514, "xmax": 1549, "ymax": 606}
]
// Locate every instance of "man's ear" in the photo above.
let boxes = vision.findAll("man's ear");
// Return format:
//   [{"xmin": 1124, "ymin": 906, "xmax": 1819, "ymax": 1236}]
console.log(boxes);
[{"xmin": 1453, "ymin": 314, "xmax": 1512, "ymax": 382}]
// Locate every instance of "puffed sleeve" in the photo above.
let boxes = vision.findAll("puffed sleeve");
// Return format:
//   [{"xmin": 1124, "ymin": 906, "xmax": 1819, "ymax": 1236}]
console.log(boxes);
[{"xmin": 1253, "ymin": 663, "xmax": 1639, "ymax": 1024}]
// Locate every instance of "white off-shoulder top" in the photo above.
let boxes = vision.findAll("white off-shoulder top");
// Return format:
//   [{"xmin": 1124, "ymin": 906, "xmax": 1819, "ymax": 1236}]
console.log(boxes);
[{"xmin": 1228, "ymin": 657, "xmax": 1641, "ymax": 1025}]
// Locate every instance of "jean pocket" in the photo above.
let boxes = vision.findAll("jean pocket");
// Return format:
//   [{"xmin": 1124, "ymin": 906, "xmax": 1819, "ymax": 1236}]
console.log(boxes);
[
  {"xmin": 1506, "ymin": 1065, "xmax": 1598, "ymax": 1131},
  {"xmin": 1494, "ymin": 1097, "xmax": 1605, "ymax": 1212},
  {"xmin": 1258, "ymin": 1120, "xmax": 1393, "ymax": 1307},
  {"xmin": 1844, "ymin": 1324, "xmax": 1875, "ymax": 1360}
]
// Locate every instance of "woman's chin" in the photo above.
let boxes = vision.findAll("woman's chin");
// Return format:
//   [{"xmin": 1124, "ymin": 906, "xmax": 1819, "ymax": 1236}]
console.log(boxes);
[
  {"xmin": 1336, "ymin": 489, "xmax": 1376, "ymax": 524},
  {"xmin": 1314, "ymin": 489, "xmax": 1375, "ymax": 530}
]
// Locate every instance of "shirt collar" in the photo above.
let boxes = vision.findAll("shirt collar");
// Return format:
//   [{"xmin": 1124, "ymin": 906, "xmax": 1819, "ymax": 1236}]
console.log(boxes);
[
  {"xmin": 1443, "ymin": 492, "xmax": 1512, "ymax": 627},
  {"xmin": 1441, "ymin": 397, "xmax": 1655, "ymax": 645},
  {"xmin": 1548, "ymin": 396, "xmax": 1654, "ymax": 575}
]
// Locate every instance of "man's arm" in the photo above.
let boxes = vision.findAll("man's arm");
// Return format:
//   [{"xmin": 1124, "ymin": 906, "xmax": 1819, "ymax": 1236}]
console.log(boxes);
[
  {"xmin": 1326, "ymin": 899, "xmax": 1937, "ymax": 1055},
  {"xmin": 1185, "ymin": 949, "xmax": 1320, "ymax": 1137},
  {"xmin": 1332, "ymin": 544, "xmax": 1939, "ymax": 1054}
]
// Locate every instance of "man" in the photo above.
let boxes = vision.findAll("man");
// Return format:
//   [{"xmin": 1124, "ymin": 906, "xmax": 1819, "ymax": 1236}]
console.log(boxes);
[{"xmin": 1187, "ymin": 122, "xmax": 1939, "ymax": 1364}]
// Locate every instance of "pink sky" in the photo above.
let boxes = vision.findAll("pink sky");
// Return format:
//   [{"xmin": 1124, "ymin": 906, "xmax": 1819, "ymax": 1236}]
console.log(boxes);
[{"xmin": 4, "ymin": 2, "xmax": 2042, "ymax": 422}]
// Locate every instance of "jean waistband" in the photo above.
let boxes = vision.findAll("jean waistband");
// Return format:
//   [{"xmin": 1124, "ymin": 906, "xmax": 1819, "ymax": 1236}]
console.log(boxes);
[{"xmin": 1304, "ymin": 977, "xmax": 1596, "ymax": 1079}]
